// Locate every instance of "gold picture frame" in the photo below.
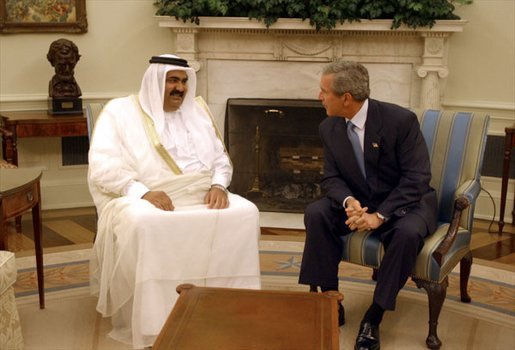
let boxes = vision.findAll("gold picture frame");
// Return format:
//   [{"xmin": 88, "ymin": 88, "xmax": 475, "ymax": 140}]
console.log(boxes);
[{"xmin": 0, "ymin": 0, "xmax": 87, "ymax": 33}]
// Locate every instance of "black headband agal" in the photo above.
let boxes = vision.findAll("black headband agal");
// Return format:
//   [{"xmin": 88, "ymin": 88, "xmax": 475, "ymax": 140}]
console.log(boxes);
[{"xmin": 149, "ymin": 56, "xmax": 189, "ymax": 67}]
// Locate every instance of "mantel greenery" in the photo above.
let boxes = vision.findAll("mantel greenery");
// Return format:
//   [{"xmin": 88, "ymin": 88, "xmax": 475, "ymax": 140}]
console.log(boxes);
[{"xmin": 154, "ymin": 0, "xmax": 472, "ymax": 31}]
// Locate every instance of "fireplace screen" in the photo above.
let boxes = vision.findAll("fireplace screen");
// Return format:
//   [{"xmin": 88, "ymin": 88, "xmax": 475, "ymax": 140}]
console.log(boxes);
[{"xmin": 224, "ymin": 98, "xmax": 327, "ymax": 213}]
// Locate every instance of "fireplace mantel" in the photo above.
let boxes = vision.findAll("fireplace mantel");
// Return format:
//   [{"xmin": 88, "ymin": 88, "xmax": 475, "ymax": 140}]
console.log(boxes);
[
  {"xmin": 157, "ymin": 16, "xmax": 467, "ymax": 33},
  {"xmin": 157, "ymin": 16, "xmax": 467, "ymax": 129}
]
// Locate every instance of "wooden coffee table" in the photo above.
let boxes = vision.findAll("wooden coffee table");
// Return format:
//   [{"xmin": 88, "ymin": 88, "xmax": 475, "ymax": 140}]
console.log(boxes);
[{"xmin": 153, "ymin": 284, "xmax": 342, "ymax": 350}]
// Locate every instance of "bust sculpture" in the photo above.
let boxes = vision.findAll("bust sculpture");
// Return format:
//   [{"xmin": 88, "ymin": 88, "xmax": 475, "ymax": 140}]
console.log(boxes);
[
  {"xmin": 47, "ymin": 38, "xmax": 83, "ymax": 114},
  {"xmin": 47, "ymin": 38, "xmax": 82, "ymax": 98}
]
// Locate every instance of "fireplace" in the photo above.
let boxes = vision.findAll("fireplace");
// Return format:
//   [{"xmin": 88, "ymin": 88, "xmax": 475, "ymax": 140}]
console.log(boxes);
[{"xmin": 225, "ymin": 98, "xmax": 327, "ymax": 213}]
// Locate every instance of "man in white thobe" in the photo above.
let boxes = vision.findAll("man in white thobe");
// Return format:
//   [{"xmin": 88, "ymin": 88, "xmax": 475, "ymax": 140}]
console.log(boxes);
[{"xmin": 88, "ymin": 54, "xmax": 261, "ymax": 349}]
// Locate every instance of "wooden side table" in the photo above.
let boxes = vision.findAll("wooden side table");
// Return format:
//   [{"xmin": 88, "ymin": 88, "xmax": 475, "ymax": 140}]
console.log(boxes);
[
  {"xmin": 499, "ymin": 126, "xmax": 515, "ymax": 234},
  {"xmin": 153, "ymin": 284, "xmax": 342, "ymax": 350},
  {"xmin": 0, "ymin": 168, "xmax": 44, "ymax": 308},
  {"xmin": 0, "ymin": 110, "xmax": 87, "ymax": 166}
]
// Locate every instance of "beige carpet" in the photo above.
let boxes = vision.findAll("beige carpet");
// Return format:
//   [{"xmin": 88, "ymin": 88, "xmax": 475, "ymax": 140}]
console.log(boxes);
[{"xmin": 13, "ymin": 241, "xmax": 515, "ymax": 350}]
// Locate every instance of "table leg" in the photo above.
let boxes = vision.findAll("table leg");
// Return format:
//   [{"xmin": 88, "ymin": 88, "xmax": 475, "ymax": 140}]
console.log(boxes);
[{"xmin": 32, "ymin": 183, "xmax": 45, "ymax": 309}]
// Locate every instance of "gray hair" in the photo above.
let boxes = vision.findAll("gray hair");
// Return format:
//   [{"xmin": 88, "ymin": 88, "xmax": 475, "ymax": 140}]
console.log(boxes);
[{"xmin": 322, "ymin": 61, "xmax": 370, "ymax": 101}]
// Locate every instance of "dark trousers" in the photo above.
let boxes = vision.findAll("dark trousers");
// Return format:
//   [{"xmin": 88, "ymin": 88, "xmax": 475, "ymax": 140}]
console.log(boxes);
[{"xmin": 299, "ymin": 197, "xmax": 429, "ymax": 310}]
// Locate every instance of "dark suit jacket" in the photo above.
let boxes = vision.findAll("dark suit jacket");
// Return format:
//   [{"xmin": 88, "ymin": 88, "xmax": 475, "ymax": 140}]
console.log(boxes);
[{"xmin": 319, "ymin": 99, "xmax": 438, "ymax": 234}]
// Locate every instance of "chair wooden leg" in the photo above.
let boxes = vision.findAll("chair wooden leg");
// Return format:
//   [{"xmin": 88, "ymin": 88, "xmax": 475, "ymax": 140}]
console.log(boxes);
[
  {"xmin": 459, "ymin": 251, "xmax": 472, "ymax": 303},
  {"xmin": 413, "ymin": 276, "xmax": 448, "ymax": 350}
]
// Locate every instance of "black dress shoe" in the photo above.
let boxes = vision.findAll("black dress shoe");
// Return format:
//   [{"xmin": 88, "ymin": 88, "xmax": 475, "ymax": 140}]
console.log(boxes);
[
  {"xmin": 338, "ymin": 303, "xmax": 345, "ymax": 326},
  {"xmin": 354, "ymin": 322, "xmax": 380, "ymax": 350}
]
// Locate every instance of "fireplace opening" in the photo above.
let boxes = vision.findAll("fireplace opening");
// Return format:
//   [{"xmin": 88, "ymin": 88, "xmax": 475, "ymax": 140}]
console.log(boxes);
[{"xmin": 225, "ymin": 98, "xmax": 327, "ymax": 213}]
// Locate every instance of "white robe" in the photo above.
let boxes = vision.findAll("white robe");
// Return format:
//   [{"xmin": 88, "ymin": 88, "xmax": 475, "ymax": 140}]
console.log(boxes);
[{"xmin": 88, "ymin": 96, "xmax": 261, "ymax": 349}]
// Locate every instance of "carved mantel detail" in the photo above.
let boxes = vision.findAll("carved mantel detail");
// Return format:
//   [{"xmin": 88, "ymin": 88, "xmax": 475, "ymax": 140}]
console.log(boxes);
[{"xmin": 157, "ymin": 17, "xmax": 467, "ymax": 110}]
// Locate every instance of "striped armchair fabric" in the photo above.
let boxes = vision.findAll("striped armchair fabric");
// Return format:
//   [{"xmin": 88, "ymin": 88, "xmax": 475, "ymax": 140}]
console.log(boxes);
[
  {"xmin": 85, "ymin": 103, "xmax": 105, "ymax": 240},
  {"xmin": 0, "ymin": 160, "xmax": 17, "ymax": 169},
  {"xmin": 85, "ymin": 102, "xmax": 106, "ymax": 141},
  {"xmin": 341, "ymin": 110, "xmax": 489, "ymax": 349},
  {"xmin": 0, "ymin": 251, "xmax": 23, "ymax": 350}
]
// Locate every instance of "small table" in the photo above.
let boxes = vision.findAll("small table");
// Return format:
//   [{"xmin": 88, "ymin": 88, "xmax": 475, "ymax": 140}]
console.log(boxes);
[
  {"xmin": 0, "ymin": 168, "xmax": 44, "ymax": 308},
  {"xmin": 0, "ymin": 110, "xmax": 87, "ymax": 165},
  {"xmin": 499, "ymin": 126, "xmax": 515, "ymax": 234},
  {"xmin": 153, "ymin": 284, "xmax": 342, "ymax": 350}
]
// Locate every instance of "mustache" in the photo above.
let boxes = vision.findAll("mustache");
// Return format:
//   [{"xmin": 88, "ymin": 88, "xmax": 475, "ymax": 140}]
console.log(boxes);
[{"xmin": 169, "ymin": 90, "xmax": 184, "ymax": 97}]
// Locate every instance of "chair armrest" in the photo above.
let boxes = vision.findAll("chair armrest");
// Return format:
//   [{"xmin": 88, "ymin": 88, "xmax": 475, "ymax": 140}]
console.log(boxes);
[
  {"xmin": 454, "ymin": 179, "xmax": 481, "ymax": 204},
  {"xmin": 432, "ymin": 196, "xmax": 470, "ymax": 266}
]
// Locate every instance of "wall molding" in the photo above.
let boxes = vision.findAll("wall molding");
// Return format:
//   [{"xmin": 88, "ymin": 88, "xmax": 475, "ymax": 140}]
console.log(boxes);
[
  {"xmin": 442, "ymin": 100, "xmax": 515, "ymax": 112},
  {"xmin": 441, "ymin": 100, "xmax": 515, "ymax": 136},
  {"xmin": 0, "ymin": 93, "xmax": 132, "ymax": 112}
]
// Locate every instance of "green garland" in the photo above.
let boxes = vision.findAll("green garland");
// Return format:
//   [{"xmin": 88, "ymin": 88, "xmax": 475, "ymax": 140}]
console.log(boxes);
[{"xmin": 154, "ymin": 0, "xmax": 472, "ymax": 31}]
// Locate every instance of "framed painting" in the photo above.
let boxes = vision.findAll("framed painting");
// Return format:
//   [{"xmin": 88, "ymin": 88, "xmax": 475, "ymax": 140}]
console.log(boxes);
[{"xmin": 0, "ymin": 0, "xmax": 87, "ymax": 33}]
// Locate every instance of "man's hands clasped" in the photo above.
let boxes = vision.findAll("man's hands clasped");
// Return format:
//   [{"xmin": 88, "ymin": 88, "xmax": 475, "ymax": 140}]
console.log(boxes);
[{"xmin": 345, "ymin": 198, "xmax": 384, "ymax": 232}]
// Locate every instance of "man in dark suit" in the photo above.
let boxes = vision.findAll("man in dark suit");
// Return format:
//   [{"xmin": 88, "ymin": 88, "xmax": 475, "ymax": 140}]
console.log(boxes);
[{"xmin": 299, "ymin": 61, "xmax": 438, "ymax": 350}]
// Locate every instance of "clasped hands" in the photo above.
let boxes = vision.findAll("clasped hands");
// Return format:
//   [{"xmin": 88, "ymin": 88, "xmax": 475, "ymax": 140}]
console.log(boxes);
[
  {"xmin": 345, "ymin": 198, "xmax": 384, "ymax": 232},
  {"xmin": 142, "ymin": 186, "xmax": 229, "ymax": 211}
]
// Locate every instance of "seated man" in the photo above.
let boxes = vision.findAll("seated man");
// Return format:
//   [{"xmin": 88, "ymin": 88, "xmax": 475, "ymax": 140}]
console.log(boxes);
[
  {"xmin": 88, "ymin": 54, "xmax": 261, "ymax": 349},
  {"xmin": 299, "ymin": 61, "xmax": 437, "ymax": 350}
]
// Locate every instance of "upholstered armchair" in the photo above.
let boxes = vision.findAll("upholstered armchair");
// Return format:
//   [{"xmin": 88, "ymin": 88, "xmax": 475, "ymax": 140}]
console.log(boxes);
[
  {"xmin": 341, "ymin": 110, "xmax": 489, "ymax": 349},
  {"xmin": 0, "ymin": 250, "xmax": 23, "ymax": 350},
  {"xmin": 85, "ymin": 103, "xmax": 105, "ymax": 140},
  {"xmin": 0, "ymin": 160, "xmax": 16, "ymax": 169},
  {"xmin": 85, "ymin": 102, "xmax": 106, "ymax": 238}
]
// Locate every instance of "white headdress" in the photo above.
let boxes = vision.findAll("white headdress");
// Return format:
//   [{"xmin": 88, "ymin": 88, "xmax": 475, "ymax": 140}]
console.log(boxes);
[{"xmin": 137, "ymin": 54, "xmax": 219, "ymax": 168}]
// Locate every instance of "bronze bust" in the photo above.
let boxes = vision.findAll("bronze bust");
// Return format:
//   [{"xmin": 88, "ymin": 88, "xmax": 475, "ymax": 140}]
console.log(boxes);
[{"xmin": 47, "ymin": 38, "xmax": 82, "ymax": 98}]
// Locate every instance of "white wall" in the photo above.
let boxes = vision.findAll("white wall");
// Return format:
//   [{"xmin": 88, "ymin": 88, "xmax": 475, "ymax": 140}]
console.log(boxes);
[
  {"xmin": 447, "ymin": 1, "xmax": 515, "ymax": 223},
  {"xmin": 0, "ymin": 0, "xmax": 513, "ymax": 221},
  {"xmin": 0, "ymin": 0, "xmax": 174, "ymax": 209},
  {"xmin": 446, "ymin": 0, "xmax": 515, "ymax": 134}
]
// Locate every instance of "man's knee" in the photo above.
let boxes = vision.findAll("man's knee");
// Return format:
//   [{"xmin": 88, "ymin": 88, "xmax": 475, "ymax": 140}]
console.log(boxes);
[
  {"xmin": 118, "ymin": 202, "xmax": 159, "ymax": 229},
  {"xmin": 389, "ymin": 224, "xmax": 425, "ymax": 253},
  {"xmin": 305, "ymin": 198, "xmax": 331, "ymax": 223}
]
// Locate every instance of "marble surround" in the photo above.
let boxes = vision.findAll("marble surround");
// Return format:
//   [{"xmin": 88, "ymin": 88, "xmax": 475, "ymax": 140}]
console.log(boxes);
[{"xmin": 157, "ymin": 17, "xmax": 467, "ymax": 132}]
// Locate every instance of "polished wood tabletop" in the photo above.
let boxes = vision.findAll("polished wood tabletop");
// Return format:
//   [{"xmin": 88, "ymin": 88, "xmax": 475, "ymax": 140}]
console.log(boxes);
[
  {"xmin": 0, "ymin": 168, "xmax": 42, "ymax": 192},
  {"xmin": 153, "ymin": 284, "xmax": 342, "ymax": 350}
]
